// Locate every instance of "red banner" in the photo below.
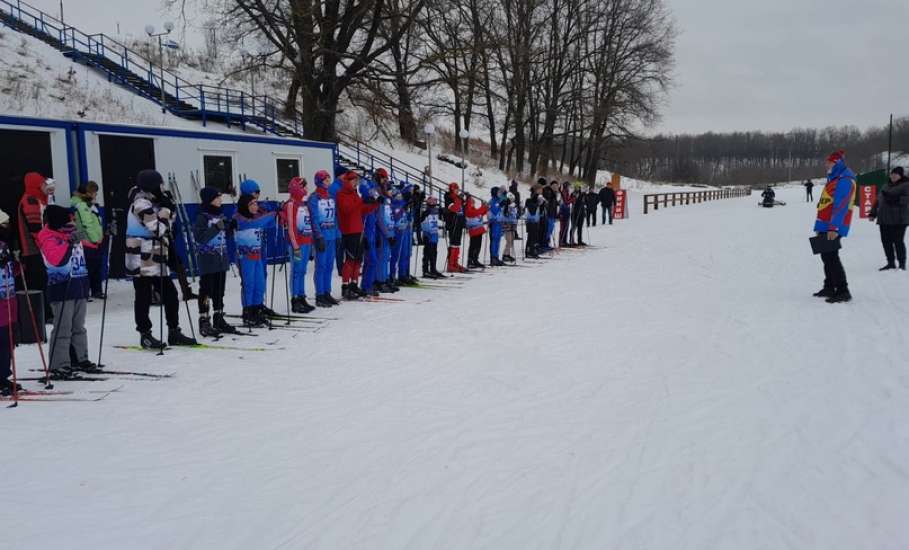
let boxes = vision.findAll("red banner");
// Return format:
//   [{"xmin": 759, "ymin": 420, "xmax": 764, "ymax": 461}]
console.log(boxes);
[
  {"xmin": 859, "ymin": 185, "xmax": 877, "ymax": 219},
  {"xmin": 614, "ymin": 189, "xmax": 627, "ymax": 220}
]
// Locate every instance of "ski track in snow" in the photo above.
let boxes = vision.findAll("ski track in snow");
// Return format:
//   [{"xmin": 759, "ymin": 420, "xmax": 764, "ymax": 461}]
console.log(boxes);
[{"xmin": 3, "ymin": 187, "xmax": 909, "ymax": 550}]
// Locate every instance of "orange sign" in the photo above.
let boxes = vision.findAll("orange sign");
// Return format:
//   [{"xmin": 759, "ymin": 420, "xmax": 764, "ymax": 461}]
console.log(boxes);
[{"xmin": 610, "ymin": 173, "xmax": 622, "ymax": 190}]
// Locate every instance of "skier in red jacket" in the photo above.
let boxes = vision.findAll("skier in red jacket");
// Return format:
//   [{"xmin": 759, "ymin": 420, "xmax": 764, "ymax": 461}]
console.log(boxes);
[
  {"xmin": 335, "ymin": 171, "xmax": 380, "ymax": 300},
  {"xmin": 465, "ymin": 195, "xmax": 489, "ymax": 269},
  {"xmin": 445, "ymin": 183, "xmax": 467, "ymax": 272}
]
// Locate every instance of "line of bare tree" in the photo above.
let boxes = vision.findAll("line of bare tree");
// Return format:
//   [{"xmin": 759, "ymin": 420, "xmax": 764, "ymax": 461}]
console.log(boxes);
[
  {"xmin": 604, "ymin": 117, "xmax": 909, "ymax": 187},
  {"xmin": 169, "ymin": 0, "xmax": 676, "ymax": 183}
]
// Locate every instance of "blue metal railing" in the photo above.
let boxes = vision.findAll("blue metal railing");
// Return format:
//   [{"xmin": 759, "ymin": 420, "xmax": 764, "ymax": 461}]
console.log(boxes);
[{"xmin": 0, "ymin": 0, "xmax": 305, "ymax": 135}]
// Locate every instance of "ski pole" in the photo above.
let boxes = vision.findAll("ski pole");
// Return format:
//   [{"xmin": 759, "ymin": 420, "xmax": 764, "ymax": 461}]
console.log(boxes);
[
  {"xmin": 157, "ymin": 236, "xmax": 165, "ymax": 356},
  {"xmin": 96, "ymin": 218, "xmax": 116, "ymax": 368},
  {"xmin": 16, "ymin": 258, "xmax": 52, "ymax": 388},
  {"xmin": 47, "ymin": 270, "xmax": 75, "ymax": 382},
  {"xmin": 283, "ymin": 250, "xmax": 291, "ymax": 326},
  {"xmin": 6, "ymin": 265, "xmax": 19, "ymax": 407}
]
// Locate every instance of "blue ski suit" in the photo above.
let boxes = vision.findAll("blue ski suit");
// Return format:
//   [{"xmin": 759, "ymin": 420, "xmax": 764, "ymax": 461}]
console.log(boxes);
[
  {"xmin": 234, "ymin": 210, "xmax": 277, "ymax": 307},
  {"xmin": 307, "ymin": 185, "xmax": 339, "ymax": 296}
]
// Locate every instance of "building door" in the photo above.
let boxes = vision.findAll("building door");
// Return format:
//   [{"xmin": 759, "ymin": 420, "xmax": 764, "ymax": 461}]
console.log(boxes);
[
  {"xmin": 0, "ymin": 129, "xmax": 53, "ymax": 249},
  {"xmin": 99, "ymin": 135, "xmax": 155, "ymax": 278}
]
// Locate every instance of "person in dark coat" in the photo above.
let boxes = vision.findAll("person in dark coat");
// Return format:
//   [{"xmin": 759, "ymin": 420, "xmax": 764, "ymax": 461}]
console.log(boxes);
[
  {"xmin": 869, "ymin": 166, "xmax": 909, "ymax": 270},
  {"xmin": 509, "ymin": 180, "xmax": 522, "ymax": 217},
  {"xmin": 598, "ymin": 185, "xmax": 616, "ymax": 225},
  {"xmin": 761, "ymin": 186, "xmax": 776, "ymax": 207},
  {"xmin": 193, "ymin": 186, "xmax": 236, "ymax": 336},
  {"xmin": 804, "ymin": 180, "xmax": 815, "ymax": 202},
  {"xmin": 570, "ymin": 186, "xmax": 587, "ymax": 246},
  {"xmin": 585, "ymin": 186, "xmax": 599, "ymax": 227}
]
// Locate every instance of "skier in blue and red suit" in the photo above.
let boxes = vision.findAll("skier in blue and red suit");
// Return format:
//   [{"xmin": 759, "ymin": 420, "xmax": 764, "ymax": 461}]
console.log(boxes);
[
  {"xmin": 813, "ymin": 149, "xmax": 856, "ymax": 303},
  {"xmin": 307, "ymin": 169, "xmax": 341, "ymax": 307}
]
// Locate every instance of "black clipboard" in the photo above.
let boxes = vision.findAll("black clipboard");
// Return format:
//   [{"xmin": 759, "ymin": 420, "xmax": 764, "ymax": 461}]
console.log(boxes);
[{"xmin": 809, "ymin": 235, "xmax": 841, "ymax": 255}]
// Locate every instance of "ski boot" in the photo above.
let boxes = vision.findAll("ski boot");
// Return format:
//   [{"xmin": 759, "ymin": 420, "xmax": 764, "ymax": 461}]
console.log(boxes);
[
  {"xmin": 342, "ymin": 284, "xmax": 358, "ymax": 301},
  {"xmin": 199, "ymin": 315, "xmax": 221, "ymax": 338},
  {"xmin": 140, "ymin": 331, "xmax": 166, "ymax": 350},
  {"xmin": 825, "ymin": 287, "xmax": 852, "ymax": 304},
  {"xmin": 48, "ymin": 366, "xmax": 80, "ymax": 381},
  {"xmin": 350, "ymin": 284, "xmax": 368, "ymax": 298},
  {"xmin": 315, "ymin": 294, "xmax": 334, "ymax": 308},
  {"xmin": 260, "ymin": 304, "xmax": 280, "ymax": 318},
  {"xmin": 213, "ymin": 312, "xmax": 239, "ymax": 334},
  {"xmin": 326, "ymin": 293, "xmax": 341, "ymax": 305},
  {"xmin": 812, "ymin": 286, "xmax": 835, "ymax": 298},
  {"xmin": 168, "ymin": 328, "xmax": 199, "ymax": 347},
  {"xmin": 73, "ymin": 359, "xmax": 103, "ymax": 373},
  {"xmin": 1, "ymin": 380, "xmax": 23, "ymax": 396}
]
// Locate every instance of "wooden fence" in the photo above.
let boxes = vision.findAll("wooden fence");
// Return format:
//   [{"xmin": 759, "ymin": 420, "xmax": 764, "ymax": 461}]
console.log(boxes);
[{"xmin": 643, "ymin": 188, "xmax": 751, "ymax": 214}]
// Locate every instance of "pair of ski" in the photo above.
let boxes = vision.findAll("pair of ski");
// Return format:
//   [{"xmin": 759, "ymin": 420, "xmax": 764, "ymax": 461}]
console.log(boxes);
[{"xmin": 3, "ymin": 385, "xmax": 123, "ymax": 404}]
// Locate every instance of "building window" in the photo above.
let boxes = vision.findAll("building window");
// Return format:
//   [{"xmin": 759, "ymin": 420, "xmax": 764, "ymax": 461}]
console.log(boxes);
[
  {"xmin": 276, "ymin": 157, "xmax": 301, "ymax": 194},
  {"xmin": 203, "ymin": 155, "xmax": 234, "ymax": 194}
]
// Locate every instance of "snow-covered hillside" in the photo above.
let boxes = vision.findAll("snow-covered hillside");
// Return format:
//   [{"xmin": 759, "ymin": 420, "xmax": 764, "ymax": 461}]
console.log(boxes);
[
  {"xmin": 0, "ymin": 26, "xmax": 203, "ymax": 129},
  {"xmin": 4, "ymin": 187, "xmax": 907, "ymax": 549}
]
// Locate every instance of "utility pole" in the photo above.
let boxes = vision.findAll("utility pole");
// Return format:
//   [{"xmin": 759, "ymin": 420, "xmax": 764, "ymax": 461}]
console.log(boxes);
[{"xmin": 887, "ymin": 114, "xmax": 894, "ymax": 173}]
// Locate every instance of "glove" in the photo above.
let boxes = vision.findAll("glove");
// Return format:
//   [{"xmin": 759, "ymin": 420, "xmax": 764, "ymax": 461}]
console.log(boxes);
[
  {"xmin": 315, "ymin": 236, "xmax": 326, "ymax": 253},
  {"xmin": 292, "ymin": 247, "xmax": 303, "ymax": 260},
  {"xmin": 215, "ymin": 218, "xmax": 225, "ymax": 230},
  {"xmin": 67, "ymin": 231, "xmax": 80, "ymax": 244},
  {"xmin": 158, "ymin": 207, "xmax": 172, "ymax": 220}
]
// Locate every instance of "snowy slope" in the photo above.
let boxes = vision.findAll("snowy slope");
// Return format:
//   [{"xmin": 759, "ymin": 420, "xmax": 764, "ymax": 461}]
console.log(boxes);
[
  {"xmin": 0, "ymin": 26, "xmax": 207, "ymax": 129},
  {"xmin": 4, "ymin": 187, "xmax": 908, "ymax": 549}
]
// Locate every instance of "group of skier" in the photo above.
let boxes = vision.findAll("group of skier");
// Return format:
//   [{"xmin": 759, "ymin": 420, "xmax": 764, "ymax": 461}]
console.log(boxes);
[{"xmin": 0, "ymin": 165, "xmax": 622, "ymax": 394}]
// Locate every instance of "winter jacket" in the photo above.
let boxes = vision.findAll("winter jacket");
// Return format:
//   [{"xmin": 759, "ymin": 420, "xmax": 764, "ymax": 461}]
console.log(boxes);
[
  {"xmin": 599, "ymin": 186, "xmax": 616, "ymax": 207},
  {"xmin": 815, "ymin": 159, "xmax": 857, "ymax": 237},
  {"xmin": 465, "ymin": 199, "xmax": 489, "ymax": 237},
  {"xmin": 762, "ymin": 188, "xmax": 776, "ymax": 200},
  {"xmin": 336, "ymin": 182, "xmax": 379, "ymax": 235},
  {"xmin": 307, "ymin": 187, "xmax": 339, "ymax": 241},
  {"xmin": 71, "ymin": 194, "xmax": 103, "ymax": 245},
  {"xmin": 17, "ymin": 172, "xmax": 49, "ymax": 257},
  {"xmin": 282, "ymin": 199, "xmax": 314, "ymax": 248},
  {"xmin": 0, "ymin": 241, "xmax": 17, "ymax": 327},
  {"xmin": 392, "ymin": 199, "xmax": 412, "ymax": 233},
  {"xmin": 193, "ymin": 206, "xmax": 230, "ymax": 275},
  {"xmin": 489, "ymin": 196, "xmax": 505, "ymax": 227},
  {"xmin": 559, "ymin": 188, "xmax": 573, "ymax": 219},
  {"xmin": 359, "ymin": 180, "xmax": 379, "ymax": 241},
  {"xmin": 125, "ymin": 187, "xmax": 173, "ymax": 278},
  {"xmin": 525, "ymin": 196, "xmax": 542, "ymax": 223},
  {"xmin": 571, "ymin": 192, "xmax": 586, "ymax": 221},
  {"xmin": 502, "ymin": 202, "xmax": 519, "ymax": 227},
  {"xmin": 37, "ymin": 225, "xmax": 90, "ymax": 302},
  {"xmin": 870, "ymin": 177, "xmax": 909, "ymax": 225},
  {"xmin": 542, "ymin": 187, "xmax": 558, "ymax": 218},
  {"xmin": 377, "ymin": 199, "xmax": 395, "ymax": 239},
  {"xmin": 585, "ymin": 191, "xmax": 599, "ymax": 211},
  {"xmin": 508, "ymin": 181, "xmax": 522, "ymax": 212},
  {"xmin": 233, "ymin": 210, "xmax": 277, "ymax": 260},
  {"xmin": 420, "ymin": 206, "xmax": 441, "ymax": 237}
]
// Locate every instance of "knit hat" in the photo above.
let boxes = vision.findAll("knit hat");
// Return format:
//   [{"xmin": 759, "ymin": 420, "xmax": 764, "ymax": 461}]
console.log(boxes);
[
  {"xmin": 826, "ymin": 150, "xmax": 845, "ymax": 163},
  {"xmin": 314, "ymin": 170, "xmax": 332, "ymax": 188},
  {"xmin": 891, "ymin": 166, "xmax": 905, "ymax": 177},
  {"xmin": 137, "ymin": 169, "xmax": 164, "ymax": 194},
  {"xmin": 200, "ymin": 186, "xmax": 221, "ymax": 206},
  {"xmin": 45, "ymin": 204, "xmax": 72, "ymax": 230},
  {"xmin": 0, "ymin": 209, "xmax": 9, "ymax": 226},
  {"xmin": 239, "ymin": 179, "xmax": 260, "ymax": 195},
  {"xmin": 375, "ymin": 168, "xmax": 389, "ymax": 180},
  {"xmin": 426, "ymin": 196, "xmax": 439, "ymax": 205},
  {"xmin": 449, "ymin": 182, "xmax": 459, "ymax": 192},
  {"xmin": 288, "ymin": 177, "xmax": 308, "ymax": 201}
]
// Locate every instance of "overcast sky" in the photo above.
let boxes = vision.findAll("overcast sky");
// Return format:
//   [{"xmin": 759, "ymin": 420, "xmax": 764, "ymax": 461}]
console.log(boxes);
[{"xmin": 27, "ymin": 0, "xmax": 909, "ymax": 136}]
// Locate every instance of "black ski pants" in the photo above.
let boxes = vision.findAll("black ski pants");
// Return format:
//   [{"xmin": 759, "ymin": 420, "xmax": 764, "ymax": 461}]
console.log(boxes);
[
  {"xmin": 198, "ymin": 271, "xmax": 227, "ymax": 316},
  {"xmin": 820, "ymin": 238, "xmax": 847, "ymax": 290},
  {"xmin": 133, "ymin": 276, "xmax": 180, "ymax": 334}
]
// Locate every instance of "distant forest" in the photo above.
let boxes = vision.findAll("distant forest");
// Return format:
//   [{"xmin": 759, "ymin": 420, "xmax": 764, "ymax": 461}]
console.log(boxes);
[{"xmin": 604, "ymin": 116, "xmax": 909, "ymax": 187}]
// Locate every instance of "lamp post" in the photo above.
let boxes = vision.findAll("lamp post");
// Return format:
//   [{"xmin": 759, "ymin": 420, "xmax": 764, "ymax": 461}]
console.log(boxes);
[
  {"xmin": 459, "ymin": 128, "xmax": 470, "ymax": 193},
  {"xmin": 424, "ymin": 122, "xmax": 435, "ymax": 186},
  {"xmin": 145, "ymin": 21, "xmax": 175, "ymax": 114}
]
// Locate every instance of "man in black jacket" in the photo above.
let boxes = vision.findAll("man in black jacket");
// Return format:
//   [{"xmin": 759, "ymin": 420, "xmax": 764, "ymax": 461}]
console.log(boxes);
[
  {"xmin": 585, "ymin": 186, "xmax": 599, "ymax": 227},
  {"xmin": 804, "ymin": 180, "xmax": 814, "ymax": 202},
  {"xmin": 598, "ymin": 185, "xmax": 616, "ymax": 225}
]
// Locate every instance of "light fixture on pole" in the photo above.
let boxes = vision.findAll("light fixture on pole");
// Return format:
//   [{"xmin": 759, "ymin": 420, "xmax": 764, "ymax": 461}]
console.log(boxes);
[
  {"xmin": 146, "ymin": 21, "xmax": 175, "ymax": 114},
  {"xmin": 424, "ymin": 122, "xmax": 435, "ymax": 185},
  {"xmin": 459, "ymin": 128, "xmax": 470, "ymax": 192}
]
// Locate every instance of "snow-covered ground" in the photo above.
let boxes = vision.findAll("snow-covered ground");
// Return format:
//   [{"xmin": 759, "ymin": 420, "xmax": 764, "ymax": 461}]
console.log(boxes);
[{"xmin": 5, "ymin": 186, "xmax": 908, "ymax": 549}]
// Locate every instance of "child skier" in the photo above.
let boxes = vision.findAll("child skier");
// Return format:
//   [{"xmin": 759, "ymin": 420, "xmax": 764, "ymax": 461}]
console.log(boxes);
[
  {"xmin": 38, "ymin": 205, "xmax": 95, "ymax": 379},
  {"xmin": 502, "ymin": 193, "xmax": 519, "ymax": 263},
  {"xmin": 524, "ymin": 186, "xmax": 543, "ymax": 259},
  {"xmin": 488, "ymin": 187, "xmax": 506, "ymax": 266},
  {"xmin": 375, "ymin": 184, "xmax": 398, "ymax": 293},
  {"xmin": 559, "ymin": 182, "xmax": 573, "ymax": 247},
  {"xmin": 234, "ymin": 191, "xmax": 277, "ymax": 327},
  {"xmin": 336, "ymin": 171, "xmax": 379, "ymax": 300},
  {"xmin": 388, "ymin": 187, "xmax": 412, "ymax": 286},
  {"xmin": 395, "ymin": 186, "xmax": 417, "ymax": 286},
  {"xmin": 193, "ymin": 186, "xmax": 237, "ymax": 337},
  {"xmin": 359, "ymin": 178, "xmax": 381, "ymax": 296},
  {"xmin": 282, "ymin": 177, "xmax": 316, "ymax": 313},
  {"xmin": 308, "ymin": 170, "xmax": 341, "ymax": 307},
  {"xmin": 445, "ymin": 183, "xmax": 467, "ymax": 272},
  {"xmin": 0, "ymin": 209, "xmax": 20, "ymax": 396},
  {"xmin": 465, "ymin": 195, "xmax": 490, "ymax": 269},
  {"xmin": 420, "ymin": 196, "xmax": 445, "ymax": 278}
]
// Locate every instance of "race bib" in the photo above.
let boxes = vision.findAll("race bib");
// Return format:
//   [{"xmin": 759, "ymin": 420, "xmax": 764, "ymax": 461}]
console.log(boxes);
[
  {"xmin": 69, "ymin": 244, "xmax": 88, "ymax": 278},
  {"xmin": 297, "ymin": 205, "xmax": 312, "ymax": 233},
  {"xmin": 318, "ymin": 199, "xmax": 335, "ymax": 227}
]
